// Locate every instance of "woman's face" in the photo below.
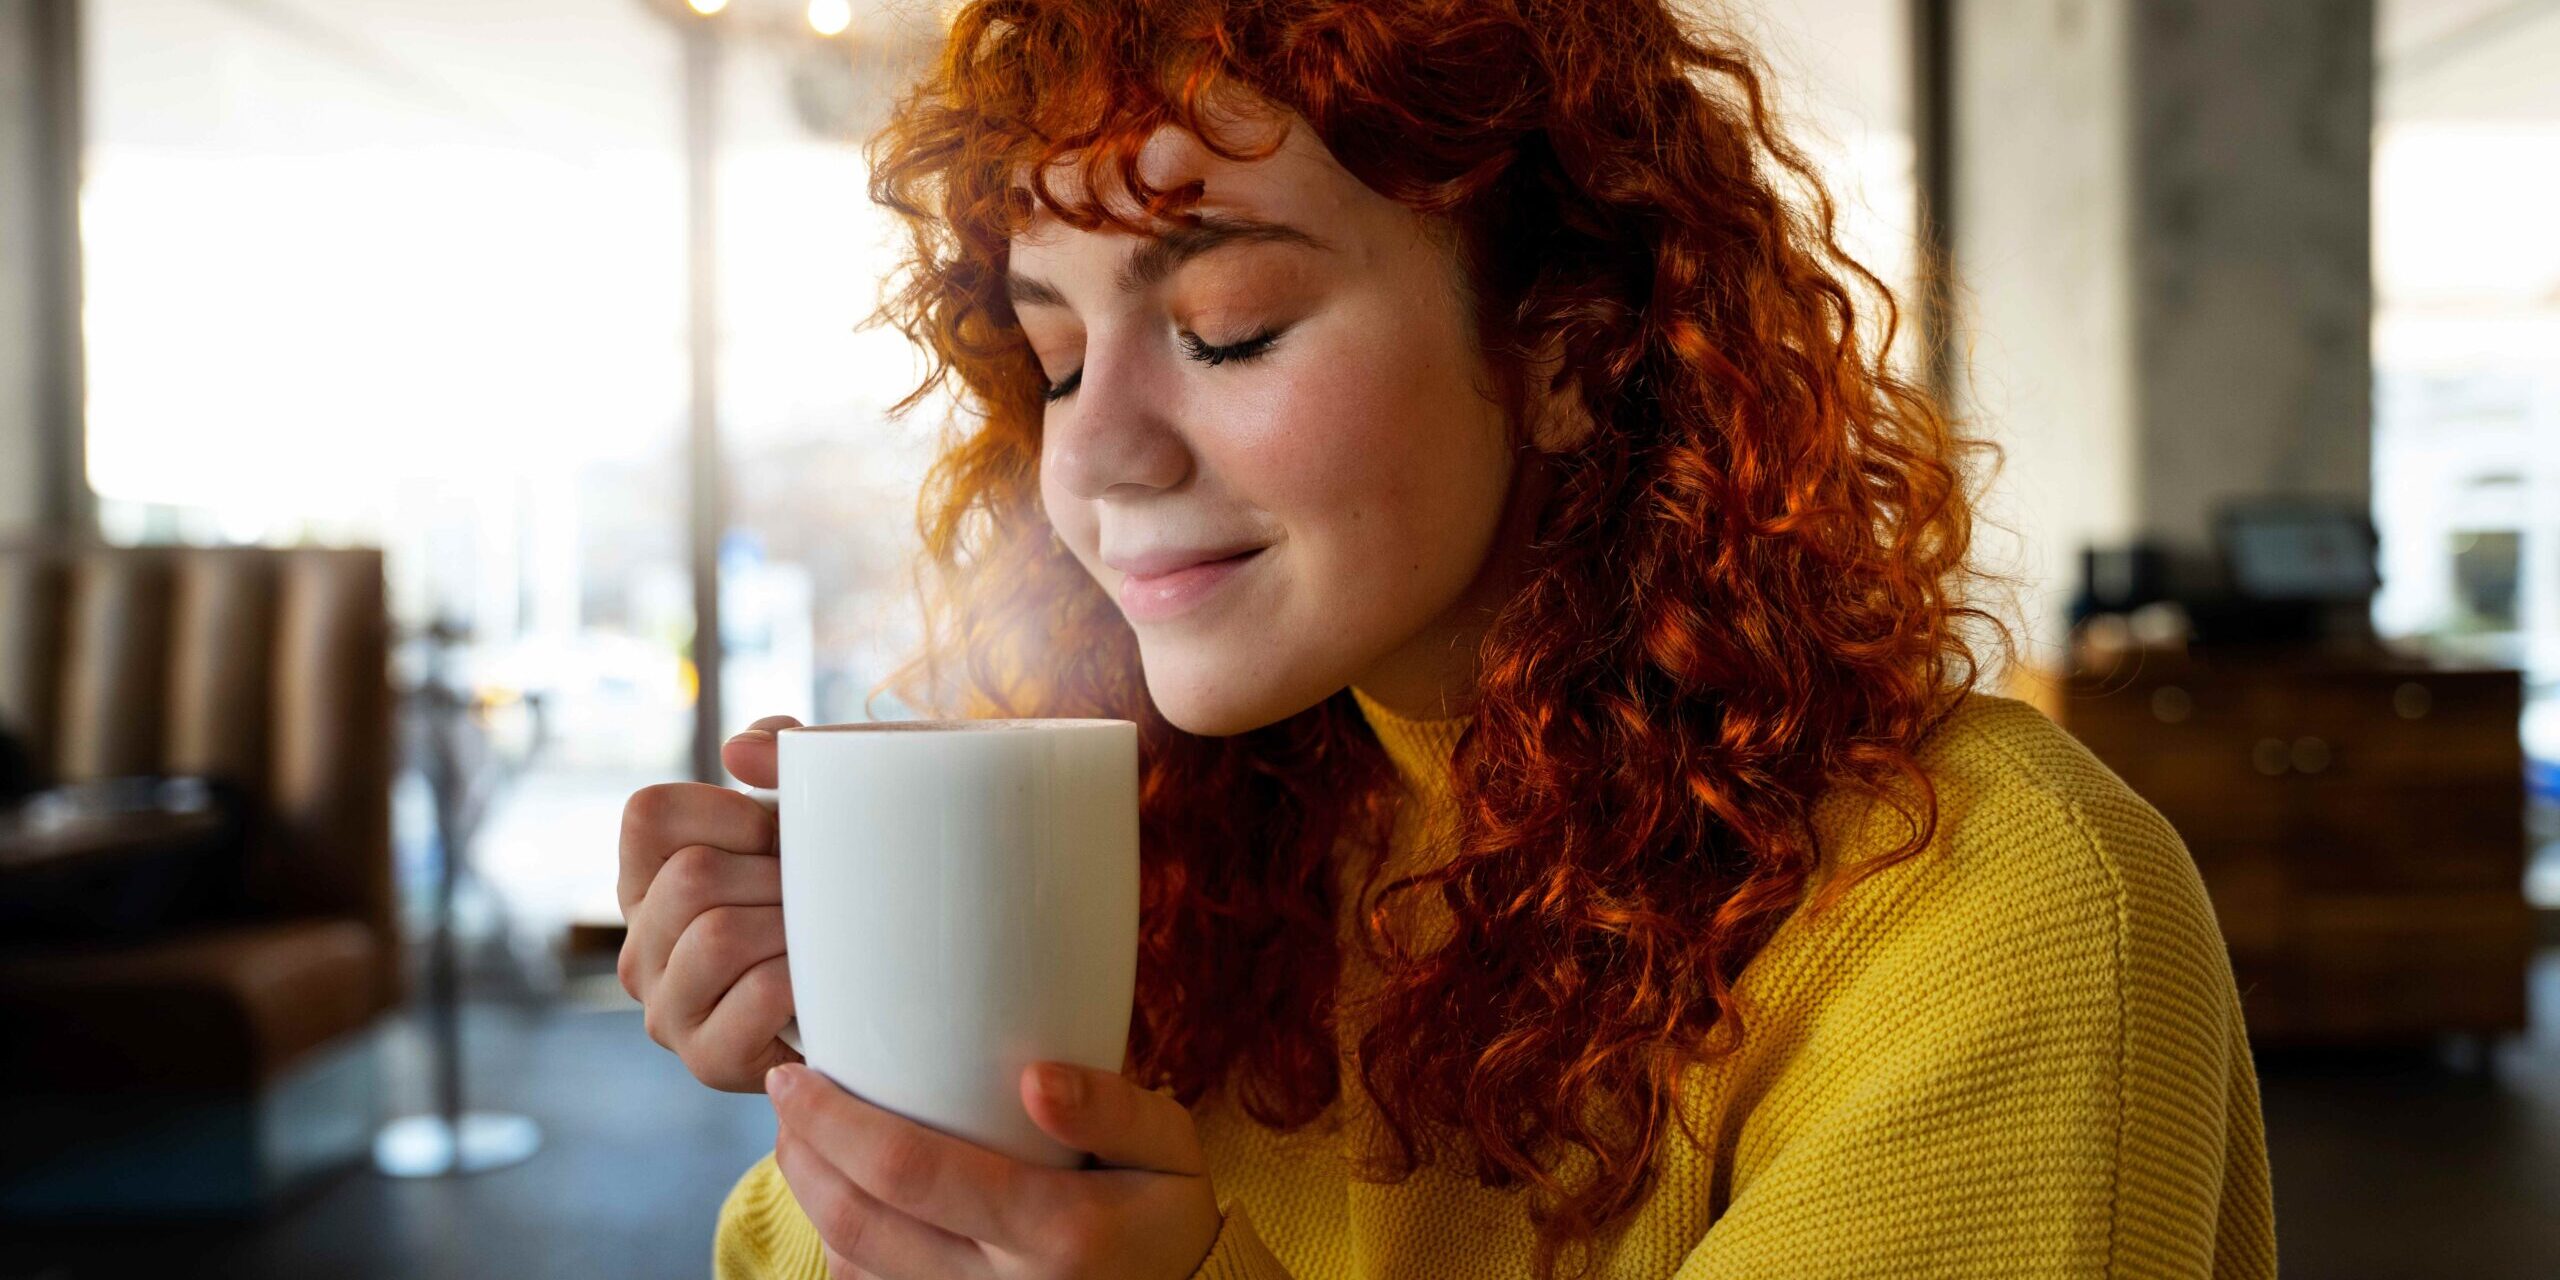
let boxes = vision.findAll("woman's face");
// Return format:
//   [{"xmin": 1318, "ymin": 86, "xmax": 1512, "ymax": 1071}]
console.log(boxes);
[{"xmin": 1010, "ymin": 106, "xmax": 1561, "ymax": 736}]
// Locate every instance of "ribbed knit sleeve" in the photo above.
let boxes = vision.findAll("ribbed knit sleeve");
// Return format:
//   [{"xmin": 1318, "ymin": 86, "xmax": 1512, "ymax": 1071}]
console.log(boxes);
[
  {"xmin": 712, "ymin": 1148, "xmax": 1301, "ymax": 1280},
  {"xmin": 1668, "ymin": 707, "xmax": 2278, "ymax": 1277},
  {"xmin": 711, "ymin": 1151, "xmax": 831, "ymax": 1280}
]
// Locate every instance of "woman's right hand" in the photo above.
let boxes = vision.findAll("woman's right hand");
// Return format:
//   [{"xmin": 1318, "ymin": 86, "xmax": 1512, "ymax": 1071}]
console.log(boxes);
[{"xmin": 618, "ymin": 714, "xmax": 804, "ymax": 1093}]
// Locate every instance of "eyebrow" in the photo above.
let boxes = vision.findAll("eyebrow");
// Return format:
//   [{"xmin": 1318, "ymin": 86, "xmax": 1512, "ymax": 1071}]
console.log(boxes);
[{"xmin": 1005, "ymin": 212, "xmax": 1332, "ymax": 310}]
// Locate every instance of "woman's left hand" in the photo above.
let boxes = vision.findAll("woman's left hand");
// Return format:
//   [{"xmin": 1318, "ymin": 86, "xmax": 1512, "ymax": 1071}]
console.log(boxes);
[{"xmin": 765, "ymin": 1059, "xmax": 1224, "ymax": 1280}]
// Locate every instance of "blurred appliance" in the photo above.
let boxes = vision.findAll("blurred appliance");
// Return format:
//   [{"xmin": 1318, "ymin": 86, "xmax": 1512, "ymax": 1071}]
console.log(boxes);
[
  {"xmin": 2193, "ymin": 496, "xmax": 2381, "ymax": 647},
  {"xmin": 2067, "ymin": 541, "xmax": 2173, "ymax": 633},
  {"xmin": 2216, "ymin": 498, "xmax": 2382, "ymax": 602},
  {"xmin": 2072, "ymin": 497, "xmax": 2383, "ymax": 653},
  {"xmin": 0, "ymin": 540, "xmax": 399, "ymax": 1217}
]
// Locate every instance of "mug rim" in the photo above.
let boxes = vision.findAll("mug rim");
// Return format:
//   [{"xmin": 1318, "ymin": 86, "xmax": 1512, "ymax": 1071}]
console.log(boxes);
[{"xmin": 779, "ymin": 718, "xmax": 1135, "ymax": 733}]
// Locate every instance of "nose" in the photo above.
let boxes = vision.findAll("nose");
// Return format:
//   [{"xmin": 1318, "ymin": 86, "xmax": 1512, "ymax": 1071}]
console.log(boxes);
[{"xmin": 1040, "ymin": 335, "xmax": 1193, "ymax": 501}]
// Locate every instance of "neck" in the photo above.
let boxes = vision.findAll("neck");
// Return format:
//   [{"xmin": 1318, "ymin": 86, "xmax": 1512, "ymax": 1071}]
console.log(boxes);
[{"xmin": 1349, "ymin": 683, "xmax": 1471, "ymax": 804}]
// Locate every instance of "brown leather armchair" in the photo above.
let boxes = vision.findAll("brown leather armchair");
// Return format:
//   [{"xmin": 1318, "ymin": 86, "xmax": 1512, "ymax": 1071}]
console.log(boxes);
[{"xmin": 0, "ymin": 537, "xmax": 400, "ymax": 1217}]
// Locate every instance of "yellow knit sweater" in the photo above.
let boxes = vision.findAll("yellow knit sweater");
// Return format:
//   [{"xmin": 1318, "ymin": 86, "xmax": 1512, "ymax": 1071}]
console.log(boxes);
[{"xmin": 712, "ymin": 689, "xmax": 2277, "ymax": 1278}]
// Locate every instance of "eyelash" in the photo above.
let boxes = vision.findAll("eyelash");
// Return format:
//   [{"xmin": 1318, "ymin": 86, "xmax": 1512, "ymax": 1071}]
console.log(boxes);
[{"xmin": 1039, "ymin": 327, "xmax": 1282, "ymax": 404}]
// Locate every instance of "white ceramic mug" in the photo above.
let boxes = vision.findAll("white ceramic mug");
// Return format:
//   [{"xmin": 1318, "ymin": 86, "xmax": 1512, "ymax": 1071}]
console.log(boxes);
[{"xmin": 744, "ymin": 718, "xmax": 1139, "ymax": 1168}]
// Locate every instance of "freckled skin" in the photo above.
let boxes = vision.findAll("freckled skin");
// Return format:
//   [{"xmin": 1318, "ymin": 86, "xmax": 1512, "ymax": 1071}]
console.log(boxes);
[{"xmin": 1014, "ymin": 97, "xmax": 1582, "ymax": 733}]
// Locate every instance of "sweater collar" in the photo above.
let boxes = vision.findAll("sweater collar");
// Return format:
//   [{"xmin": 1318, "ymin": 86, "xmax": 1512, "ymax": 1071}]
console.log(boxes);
[{"xmin": 1349, "ymin": 685, "xmax": 1472, "ymax": 804}]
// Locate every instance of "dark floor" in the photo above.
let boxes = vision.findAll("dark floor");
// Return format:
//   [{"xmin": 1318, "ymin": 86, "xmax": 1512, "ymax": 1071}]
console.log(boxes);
[
  {"xmin": 2255, "ymin": 944, "xmax": 2560, "ymax": 1279},
  {"xmin": 3, "ymin": 981, "xmax": 780, "ymax": 1280},
  {"xmin": 9, "ymin": 953, "xmax": 2560, "ymax": 1279}
]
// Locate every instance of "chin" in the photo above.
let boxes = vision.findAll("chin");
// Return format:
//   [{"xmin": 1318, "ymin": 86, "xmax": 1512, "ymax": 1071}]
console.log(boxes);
[{"xmin": 1134, "ymin": 639, "xmax": 1329, "ymax": 738}]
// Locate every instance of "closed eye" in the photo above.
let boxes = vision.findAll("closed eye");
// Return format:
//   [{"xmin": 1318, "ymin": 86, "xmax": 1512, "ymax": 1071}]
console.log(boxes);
[{"xmin": 1040, "ymin": 327, "xmax": 1285, "ymax": 404}]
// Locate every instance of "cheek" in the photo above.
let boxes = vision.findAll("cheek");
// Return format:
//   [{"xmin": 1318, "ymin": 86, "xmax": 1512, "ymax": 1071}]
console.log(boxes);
[{"xmin": 1225, "ymin": 329, "xmax": 1508, "ymax": 593}]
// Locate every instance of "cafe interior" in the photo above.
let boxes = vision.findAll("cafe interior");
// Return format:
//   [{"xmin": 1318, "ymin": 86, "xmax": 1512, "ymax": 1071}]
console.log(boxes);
[{"xmin": 2, "ymin": 0, "xmax": 2556, "ymax": 1276}]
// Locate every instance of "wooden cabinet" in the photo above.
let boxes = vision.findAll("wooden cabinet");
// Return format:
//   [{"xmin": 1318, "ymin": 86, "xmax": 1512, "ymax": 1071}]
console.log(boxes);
[{"xmin": 2014, "ymin": 650, "xmax": 2532, "ymax": 1047}]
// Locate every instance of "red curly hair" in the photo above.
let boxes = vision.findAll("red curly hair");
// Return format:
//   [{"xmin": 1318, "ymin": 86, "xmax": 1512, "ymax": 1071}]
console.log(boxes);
[{"xmin": 859, "ymin": 1, "xmax": 2013, "ymax": 1275}]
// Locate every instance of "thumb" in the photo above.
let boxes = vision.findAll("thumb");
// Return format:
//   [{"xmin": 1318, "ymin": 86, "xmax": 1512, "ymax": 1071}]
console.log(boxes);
[
  {"xmin": 1020, "ymin": 1062, "xmax": 1203, "ymax": 1176},
  {"xmin": 721, "ymin": 715, "xmax": 802, "ymax": 789}
]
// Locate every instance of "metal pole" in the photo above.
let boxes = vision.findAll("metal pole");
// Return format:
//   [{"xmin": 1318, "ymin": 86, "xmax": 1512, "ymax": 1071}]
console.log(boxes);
[
  {"xmin": 1908, "ymin": 0, "xmax": 1957, "ymax": 415},
  {"xmin": 373, "ymin": 618, "xmax": 541, "ymax": 1177},
  {"xmin": 683, "ymin": 18, "xmax": 728, "ymax": 785},
  {"xmin": 426, "ymin": 654, "xmax": 464, "ymax": 1131},
  {"xmin": 32, "ymin": 0, "xmax": 94, "ymax": 541}
]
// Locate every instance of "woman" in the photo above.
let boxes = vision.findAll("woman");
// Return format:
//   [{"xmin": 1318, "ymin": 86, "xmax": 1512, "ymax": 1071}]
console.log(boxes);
[{"xmin": 615, "ymin": 0, "xmax": 2277, "ymax": 1276}]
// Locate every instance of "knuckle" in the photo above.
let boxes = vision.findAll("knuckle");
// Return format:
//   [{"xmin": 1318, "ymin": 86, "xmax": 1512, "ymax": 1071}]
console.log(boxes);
[
  {"xmin": 622, "ymin": 782, "xmax": 683, "ymax": 838},
  {"xmin": 740, "ymin": 954, "xmax": 793, "ymax": 1012},
  {"xmin": 992, "ymin": 1167, "xmax": 1058, "ymax": 1253},
  {"xmin": 865, "ymin": 1130, "xmax": 936, "ymax": 1206},
  {"xmin": 695, "ymin": 1016, "xmax": 763, "ymax": 1091},
  {"xmin": 694, "ymin": 904, "xmax": 749, "ymax": 968},
  {"xmin": 677, "ymin": 1040, "xmax": 740, "ymax": 1092},
  {"xmin": 815, "ymin": 1192, "xmax": 874, "ymax": 1263},
  {"xmin": 660, "ymin": 844, "xmax": 724, "ymax": 907},
  {"xmin": 709, "ymin": 904, "xmax": 779, "ymax": 971},
  {"xmin": 1041, "ymin": 1210, "xmax": 1105, "ymax": 1267},
  {"xmin": 702, "ymin": 1056, "xmax": 748, "ymax": 1094}
]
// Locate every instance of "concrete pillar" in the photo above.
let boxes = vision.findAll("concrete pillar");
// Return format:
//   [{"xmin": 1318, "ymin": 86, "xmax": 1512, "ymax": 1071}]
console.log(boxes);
[
  {"xmin": 1952, "ymin": 0, "xmax": 2375, "ymax": 654},
  {"xmin": 0, "ymin": 0, "xmax": 84, "ymax": 540}
]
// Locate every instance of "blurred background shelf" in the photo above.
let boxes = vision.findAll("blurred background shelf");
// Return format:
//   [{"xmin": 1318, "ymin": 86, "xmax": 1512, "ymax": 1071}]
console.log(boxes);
[{"xmin": 2018, "ymin": 647, "xmax": 2537, "ymax": 1051}]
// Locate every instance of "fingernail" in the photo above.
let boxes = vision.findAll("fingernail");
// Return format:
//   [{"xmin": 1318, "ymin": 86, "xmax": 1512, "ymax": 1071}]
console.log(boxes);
[
  {"xmin": 766, "ymin": 1064, "xmax": 796, "ymax": 1100},
  {"xmin": 729, "ymin": 728, "xmax": 774, "ymax": 744},
  {"xmin": 1037, "ymin": 1064, "xmax": 1082, "ymax": 1111}
]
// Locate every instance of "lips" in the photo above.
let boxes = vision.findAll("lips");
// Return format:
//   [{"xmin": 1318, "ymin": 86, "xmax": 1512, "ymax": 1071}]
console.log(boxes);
[
  {"xmin": 1121, "ymin": 548, "xmax": 1257, "ymax": 580},
  {"xmin": 1104, "ymin": 544, "xmax": 1268, "ymax": 578},
  {"xmin": 1114, "ymin": 547, "xmax": 1264, "ymax": 622}
]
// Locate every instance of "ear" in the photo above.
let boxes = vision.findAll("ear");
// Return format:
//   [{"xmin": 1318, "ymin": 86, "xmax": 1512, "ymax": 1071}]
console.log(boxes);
[{"xmin": 1524, "ymin": 329, "xmax": 1596, "ymax": 453}]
